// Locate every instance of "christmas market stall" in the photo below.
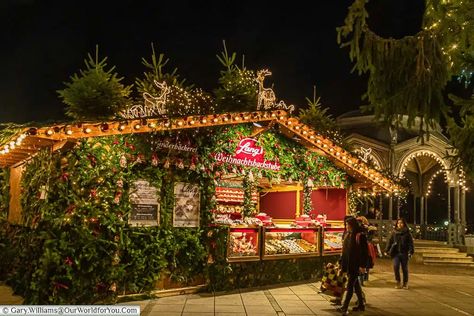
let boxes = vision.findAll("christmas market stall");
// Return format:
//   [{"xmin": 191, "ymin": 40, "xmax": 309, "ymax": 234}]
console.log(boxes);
[{"xmin": 0, "ymin": 109, "xmax": 401, "ymax": 303}]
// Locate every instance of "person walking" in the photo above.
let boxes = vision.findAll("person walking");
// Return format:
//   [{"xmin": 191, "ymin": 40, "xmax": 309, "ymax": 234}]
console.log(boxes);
[
  {"xmin": 337, "ymin": 217, "xmax": 368, "ymax": 315},
  {"xmin": 384, "ymin": 217, "xmax": 415, "ymax": 289},
  {"xmin": 356, "ymin": 216, "xmax": 376, "ymax": 286}
]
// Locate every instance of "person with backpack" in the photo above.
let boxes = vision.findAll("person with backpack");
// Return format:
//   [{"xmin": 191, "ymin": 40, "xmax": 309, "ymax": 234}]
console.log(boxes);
[
  {"xmin": 384, "ymin": 217, "xmax": 415, "ymax": 289},
  {"xmin": 337, "ymin": 217, "xmax": 369, "ymax": 315}
]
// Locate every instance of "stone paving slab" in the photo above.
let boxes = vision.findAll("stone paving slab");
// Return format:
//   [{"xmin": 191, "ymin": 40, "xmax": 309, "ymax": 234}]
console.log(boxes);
[{"xmin": 1, "ymin": 258, "xmax": 474, "ymax": 316}]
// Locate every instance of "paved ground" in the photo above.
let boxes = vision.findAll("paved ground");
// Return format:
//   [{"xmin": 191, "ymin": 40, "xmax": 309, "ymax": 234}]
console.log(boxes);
[
  {"xmin": 2, "ymin": 258, "xmax": 474, "ymax": 315},
  {"xmin": 128, "ymin": 258, "xmax": 474, "ymax": 316}
]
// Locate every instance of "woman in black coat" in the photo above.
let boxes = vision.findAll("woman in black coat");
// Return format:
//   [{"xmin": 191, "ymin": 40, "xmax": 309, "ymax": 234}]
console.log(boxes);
[
  {"xmin": 337, "ymin": 217, "xmax": 369, "ymax": 314},
  {"xmin": 384, "ymin": 217, "xmax": 414, "ymax": 289}
]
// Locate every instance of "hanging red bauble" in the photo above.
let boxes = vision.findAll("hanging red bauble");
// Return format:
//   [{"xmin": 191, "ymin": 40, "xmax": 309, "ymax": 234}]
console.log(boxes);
[
  {"xmin": 151, "ymin": 153, "xmax": 159, "ymax": 166},
  {"xmin": 64, "ymin": 257, "xmax": 73, "ymax": 266},
  {"xmin": 60, "ymin": 172, "xmax": 69, "ymax": 181}
]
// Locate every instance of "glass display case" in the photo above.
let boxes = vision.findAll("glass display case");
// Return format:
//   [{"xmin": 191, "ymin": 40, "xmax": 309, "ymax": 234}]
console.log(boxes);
[
  {"xmin": 323, "ymin": 227, "xmax": 345, "ymax": 255},
  {"xmin": 262, "ymin": 227, "xmax": 320, "ymax": 260},
  {"xmin": 227, "ymin": 227, "xmax": 260, "ymax": 262}
]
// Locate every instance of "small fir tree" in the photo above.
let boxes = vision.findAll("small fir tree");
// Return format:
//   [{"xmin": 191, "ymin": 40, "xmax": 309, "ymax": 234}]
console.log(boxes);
[
  {"xmin": 299, "ymin": 87, "xmax": 344, "ymax": 145},
  {"xmin": 134, "ymin": 43, "xmax": 214, "ymax": 116},
  {"xmin": 214, "ymin": 41, "xmax": 258, "ymax": 113},
  {"xmin": 58, "ymin": 46, "xmax": 132, "ymax": 120}
]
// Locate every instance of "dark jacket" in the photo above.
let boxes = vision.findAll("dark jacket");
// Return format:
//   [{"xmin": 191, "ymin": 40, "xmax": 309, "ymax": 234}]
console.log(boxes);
[
  {"xmin": 385, "ymin": 227, "xmax": 414, "ymax": 257},
  {"xmin": 340, "ymin": 230, "xmax": 369, "ymax": 275}
]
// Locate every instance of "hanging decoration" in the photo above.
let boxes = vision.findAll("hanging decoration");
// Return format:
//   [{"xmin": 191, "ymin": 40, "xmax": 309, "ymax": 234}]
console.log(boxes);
[{"xmin": 303, "ymin": 177, "xmax": 314, "ymax": 215}]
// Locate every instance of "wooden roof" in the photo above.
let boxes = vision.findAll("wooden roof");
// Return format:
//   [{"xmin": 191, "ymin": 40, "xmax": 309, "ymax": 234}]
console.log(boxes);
[{"xmin": 0, "ymin": 110, "xmax": 401, "ymax": 193}]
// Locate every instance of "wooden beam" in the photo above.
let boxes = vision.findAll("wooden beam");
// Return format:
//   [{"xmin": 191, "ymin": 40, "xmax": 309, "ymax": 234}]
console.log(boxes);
[{"xmin": 276, "ymin": 117, "xmax": 401, "ymax": 193}]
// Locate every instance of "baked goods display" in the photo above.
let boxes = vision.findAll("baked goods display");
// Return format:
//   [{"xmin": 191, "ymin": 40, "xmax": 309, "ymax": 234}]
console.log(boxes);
[
  {"xmin": 323, "ymin": 231, "xmax": 343, "ymax": 251},
  {"xmin": 215, "ymin": 187, "xmax": 258, "ymax": 204},
  {"xmin": 216, "ymin": 204, "xmax": 243, "ymax": 214},
  {"xmin": 228, "ymin": 232, "xmax": 258, "ymax": 257},
  {"xmin": 264, "ymin": 232, "xmax": 318, "ymax": 255}
]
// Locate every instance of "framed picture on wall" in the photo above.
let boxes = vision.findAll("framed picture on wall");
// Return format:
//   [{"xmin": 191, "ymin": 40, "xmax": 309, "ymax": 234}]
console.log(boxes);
[
  {"xmin": 173, "ymin": 182, "xmax": 200, "ymax": 227},
  {"xmin": 129, "ymin": 179, "xmax": 160, "ymax": 226}
]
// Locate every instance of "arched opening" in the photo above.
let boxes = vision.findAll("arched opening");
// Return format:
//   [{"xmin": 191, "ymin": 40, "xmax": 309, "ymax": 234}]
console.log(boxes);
[{"xmin": 398, "ymin": 151, "xmax": 449, "ymax": 228}]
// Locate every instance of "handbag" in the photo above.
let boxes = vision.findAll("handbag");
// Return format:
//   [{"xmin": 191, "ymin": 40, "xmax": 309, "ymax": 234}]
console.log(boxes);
[{"xmin": 320, "ymin": 262, "xmax": 348, "ymax": 297}]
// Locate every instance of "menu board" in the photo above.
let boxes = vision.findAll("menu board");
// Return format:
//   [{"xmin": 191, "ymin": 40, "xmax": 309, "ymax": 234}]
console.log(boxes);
[
  {"xmin": 129, "ymin": 179, "xmax": 160, "ymax": 226},
  {"xmin": 173, "ymin": 182, "xmax": 200, "ymax": 227}
]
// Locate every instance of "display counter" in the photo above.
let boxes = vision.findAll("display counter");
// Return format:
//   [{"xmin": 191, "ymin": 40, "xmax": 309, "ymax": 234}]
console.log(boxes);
[
  {"xmin": 322, "ymin": 227, "xmax": 344, "ymax": 255},
  {"xmin": 262, "ymin": 227, "xmax": 320, "ymax": 260},
  {"xmin": 226, "ymin": 227, "xmax": 261, "ymax": 262}
]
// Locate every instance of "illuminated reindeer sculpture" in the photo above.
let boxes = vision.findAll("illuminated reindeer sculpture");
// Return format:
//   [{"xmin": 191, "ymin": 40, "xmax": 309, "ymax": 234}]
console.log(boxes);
[
  {"xmin": 256, "ymin": 69, "xmax": 276, "ymax": 110},
  {"xmin": 120, "ymin": 80, "xmax": 171, "ymax": 119},
  {"xmin": 255, "ymin": 69, "xmax": 295, "ymax": 113}
]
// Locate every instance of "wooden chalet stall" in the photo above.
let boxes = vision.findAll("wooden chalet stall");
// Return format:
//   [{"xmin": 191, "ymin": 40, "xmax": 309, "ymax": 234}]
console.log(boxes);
[{"xmin": 0, "ymin": 110, "xmax": 400, "ymax": 295}]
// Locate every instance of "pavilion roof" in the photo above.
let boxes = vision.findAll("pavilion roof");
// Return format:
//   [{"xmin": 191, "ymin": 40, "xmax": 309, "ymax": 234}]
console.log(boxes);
[{"xmin": 0, "ymin": 110, "xmax": 401, "ymax": 193}]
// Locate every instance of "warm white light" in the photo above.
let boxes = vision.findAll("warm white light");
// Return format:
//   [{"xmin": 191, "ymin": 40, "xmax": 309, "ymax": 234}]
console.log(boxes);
[{"xmin": 84, "ymin": 128, "xmax": 92, "ymax": 134}]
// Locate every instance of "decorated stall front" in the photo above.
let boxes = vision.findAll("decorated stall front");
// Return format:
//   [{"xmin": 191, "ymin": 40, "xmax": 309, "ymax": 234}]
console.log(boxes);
[{"xmin": 0, "ymin": 110, "xmax": 400, "ymax": 303}]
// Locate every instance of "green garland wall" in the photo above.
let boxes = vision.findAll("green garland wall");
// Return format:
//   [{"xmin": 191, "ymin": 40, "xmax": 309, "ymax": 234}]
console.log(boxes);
[
  {"xmin": 0, "ymin": 168, "xmax": 9, "ymax": 220},
  {"xmin": 0, "ymin": 124, "xmax": 348, "ymax": 303},
  {"xmin": 3, "ymin": 135, "xmax": 216, "ymax": 304}
]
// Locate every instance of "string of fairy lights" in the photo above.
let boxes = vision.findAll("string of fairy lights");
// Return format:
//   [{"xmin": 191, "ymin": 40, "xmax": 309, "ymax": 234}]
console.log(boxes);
[
  {"xmin": 0, "ymin": 133, "xmax": 27, "ymax": 155},
  {"xmin": 0, "ymin": 110, "xmax": 402, "ymax": 193},
  {"xmin": 399, "ymin": 150, "xmax": 469, "ymax": 193}
]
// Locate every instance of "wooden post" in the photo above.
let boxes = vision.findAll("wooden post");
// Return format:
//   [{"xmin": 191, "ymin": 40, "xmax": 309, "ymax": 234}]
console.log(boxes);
[{"xmin": 8, "ymin": 165, "xmax": 24, "ymax": 224}]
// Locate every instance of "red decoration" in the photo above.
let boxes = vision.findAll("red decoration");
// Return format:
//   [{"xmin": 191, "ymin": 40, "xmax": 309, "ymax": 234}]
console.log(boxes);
[
  {"xmin": 53, "ymin": 282, "xmax": 69, "ymax": 290},
  {"xmin": 151, "ymin": 153, "xmax": 159, "ymax": 166},
  {"xmin": 64, "ymin": 257, "xmax": 73, "ymax": 266}
]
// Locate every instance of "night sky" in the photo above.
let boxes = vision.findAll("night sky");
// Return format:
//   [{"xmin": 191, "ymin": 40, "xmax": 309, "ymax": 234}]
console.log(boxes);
[{"xmin": 0, "ymin": 0, "xmax": 424, "ymax": 124}]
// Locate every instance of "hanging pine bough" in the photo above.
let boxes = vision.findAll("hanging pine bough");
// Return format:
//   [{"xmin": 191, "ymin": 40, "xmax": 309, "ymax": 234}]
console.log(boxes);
[
  {"xmin": 337, "ymin": 0, "xmax": 474, "ymax": 137},
  {"xmin": 447, "ymin": 94, "xmax": 474, "ymax": 178}
]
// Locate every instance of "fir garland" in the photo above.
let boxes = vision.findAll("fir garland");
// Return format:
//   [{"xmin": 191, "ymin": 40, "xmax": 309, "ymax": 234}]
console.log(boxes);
[
  {"xmin": 302, "ymin": 178, "xmax": 313, "ymax": 215},
  {"xmin": 242, "ymin": 171, "xmax": 256, "ymax": 218}
]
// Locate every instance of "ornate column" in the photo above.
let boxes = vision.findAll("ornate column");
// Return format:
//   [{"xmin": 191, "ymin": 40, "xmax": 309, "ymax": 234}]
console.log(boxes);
[
  {"xmin": 454, "ymin": 185, "xmax": 461, "ymax": 245},
  {"xmin": 420, "ymin": 197, "xmax": 424, "ymax": 226},
  {"xmin": 388, "ymin": 124, "xmax": 397, "ymax": 222},
  {"xmin": 454, "ymin": 186, "xmax": 460, "ymax": 225},
  {"xmin": 424, "ymin": 197, "xmax": 428, "ymax": 225},
  {"xmin": 413, "ymin": 196, "xmax": 417, "ymax": 225},
  {"xmin": 447, "ymin": 186, "xmax": 451, "ymax": 224},
  {"xmin": 461, "ymin": 188, "xmax": 466, "ymax": 226},
  {"xmin": 388, "ymin": 197, "xmax": 393, "ymax": 220}
]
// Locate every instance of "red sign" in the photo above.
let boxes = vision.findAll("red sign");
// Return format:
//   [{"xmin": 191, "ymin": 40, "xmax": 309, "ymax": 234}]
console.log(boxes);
[
  {"xmin": 235, "ymin": 138, "xmax": 264, "ymax": 161},
  {"xmin": 214, "ymin": 138, "xmax": 280, "ymax": 171}
]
